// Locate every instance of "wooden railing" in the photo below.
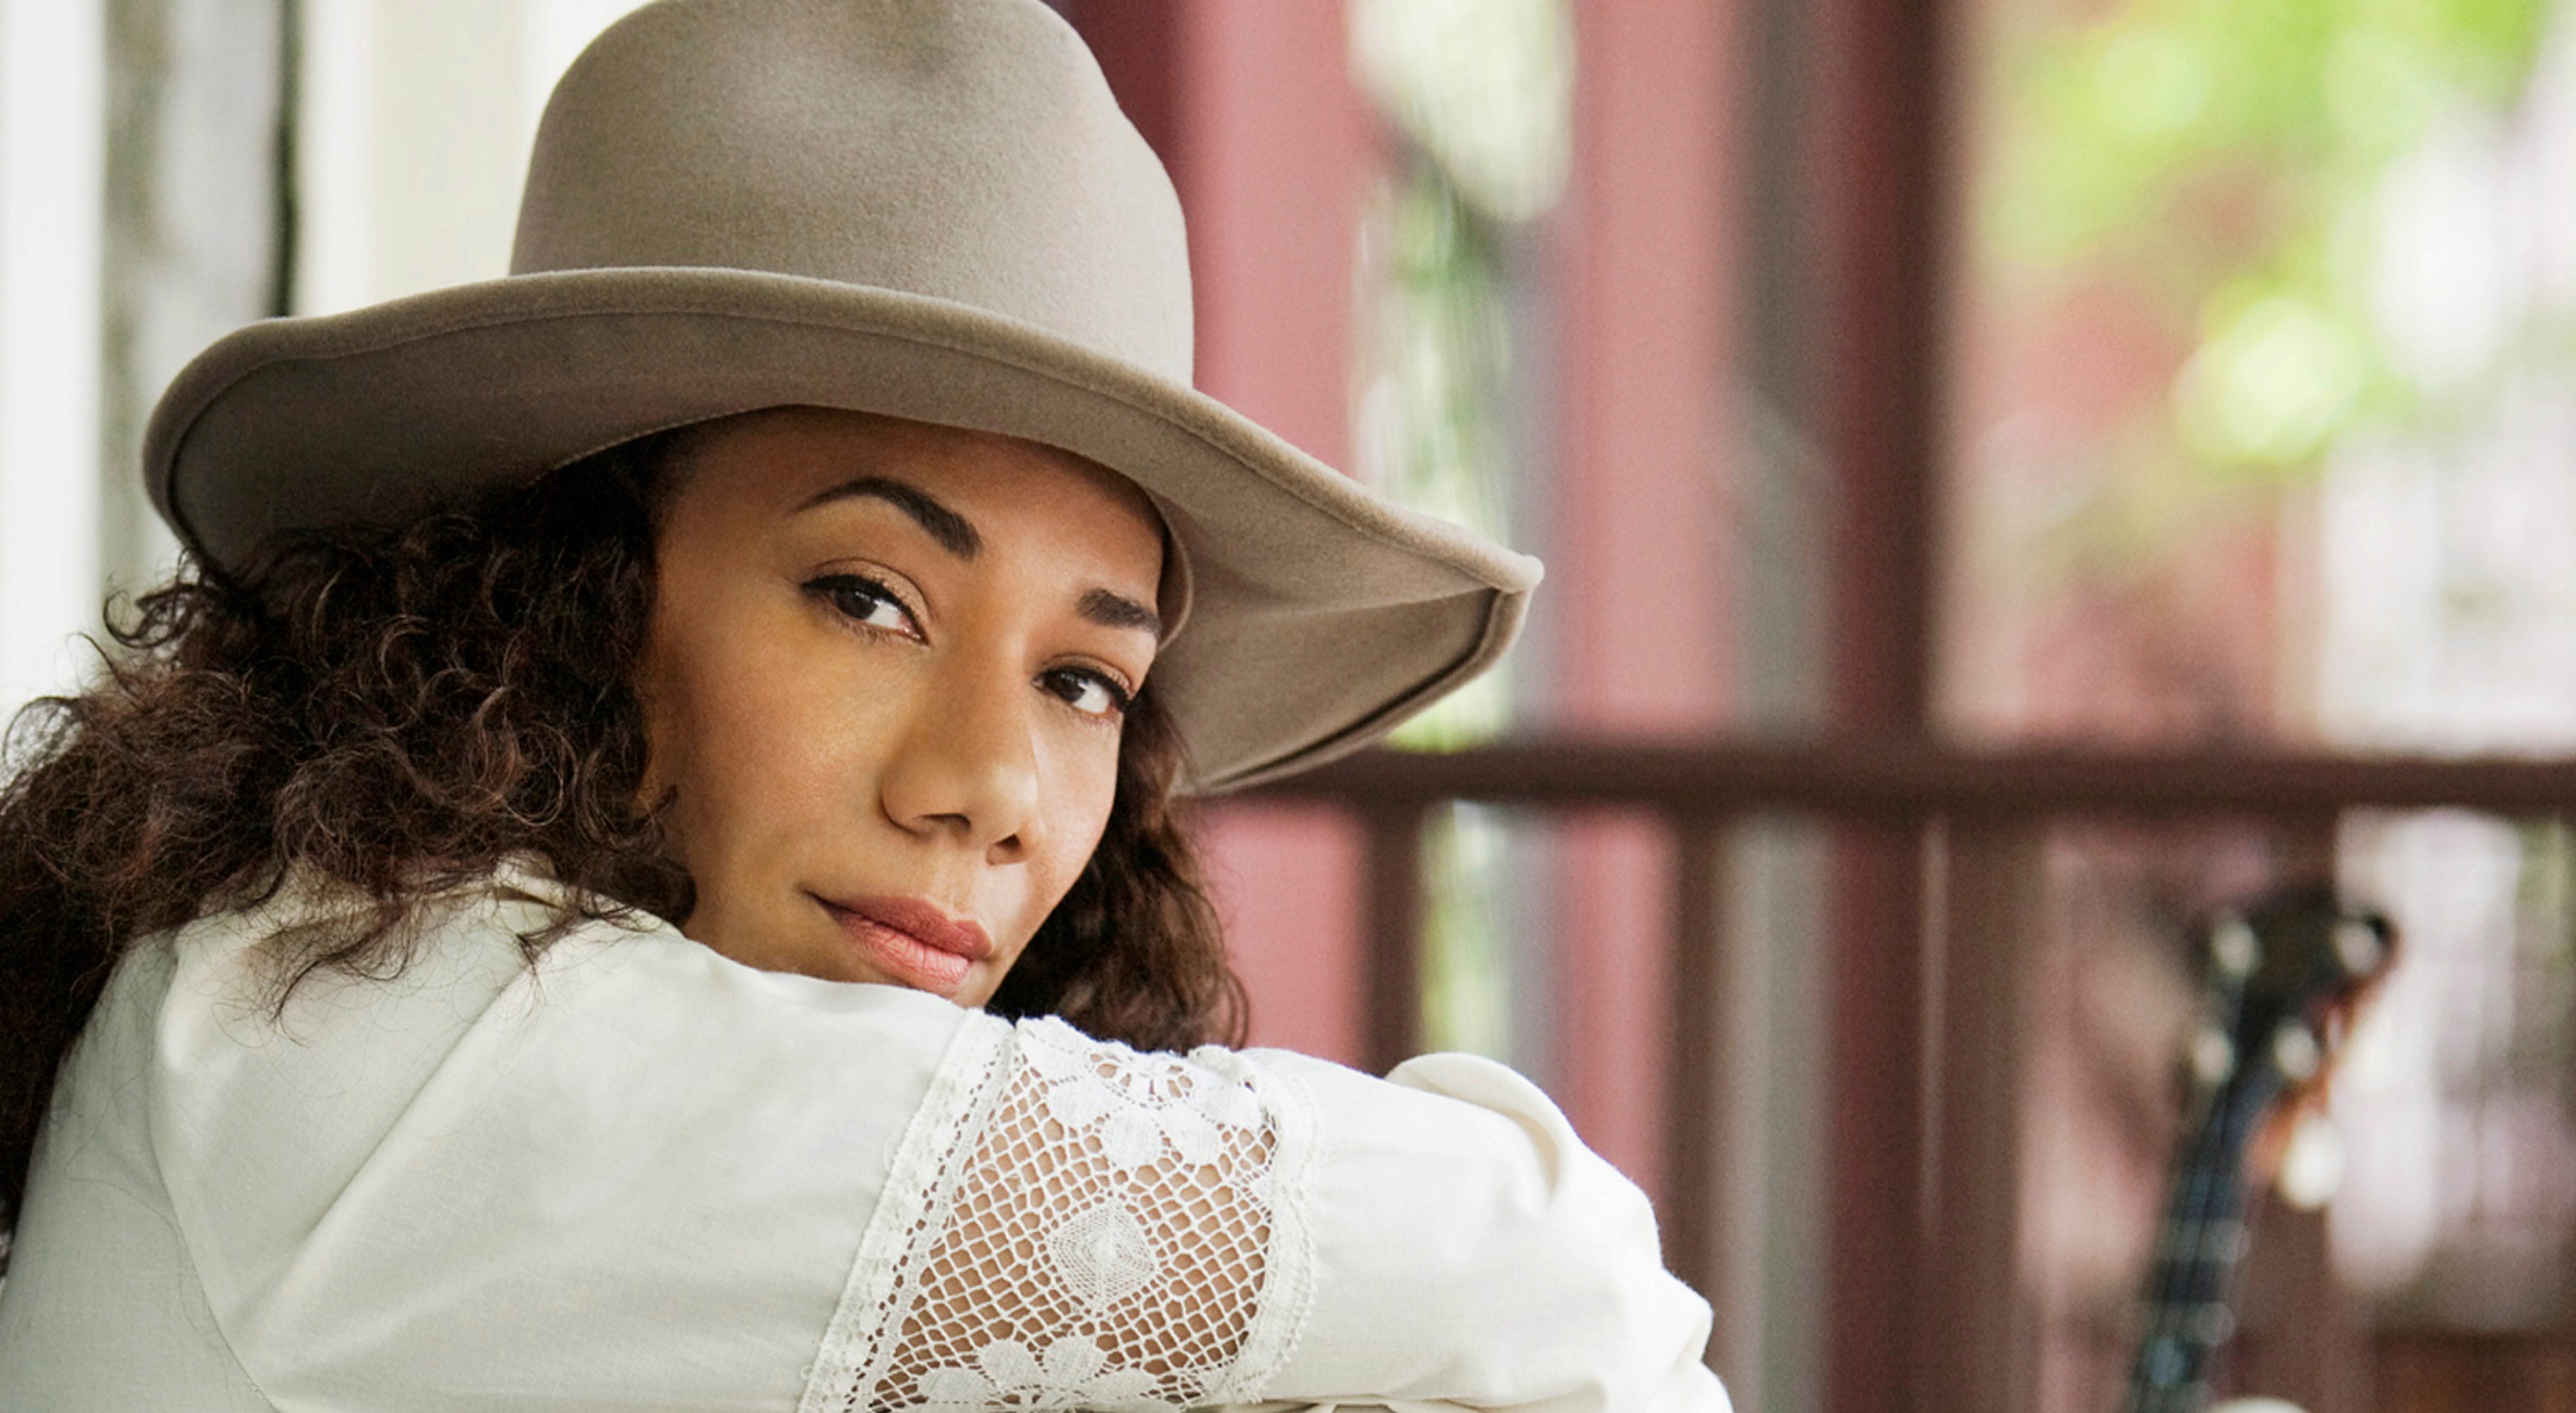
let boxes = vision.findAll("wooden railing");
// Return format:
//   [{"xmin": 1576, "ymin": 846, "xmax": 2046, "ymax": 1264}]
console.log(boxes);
[{"xmin": 1248, "ymin": 735, "xmax": 2576, "ymax": 1413}]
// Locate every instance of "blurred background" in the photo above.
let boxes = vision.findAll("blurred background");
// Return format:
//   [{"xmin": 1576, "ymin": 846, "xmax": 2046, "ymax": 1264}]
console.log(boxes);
[{"xmin": 5, "ymin": 0, "xmax": 2576, "ymax": 1409}]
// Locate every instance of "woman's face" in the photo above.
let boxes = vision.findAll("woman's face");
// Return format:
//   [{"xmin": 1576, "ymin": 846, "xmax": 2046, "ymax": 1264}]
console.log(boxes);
[{"xmin": 633, "ymin": 406, "xmax": 1165, "ymax": 1004}]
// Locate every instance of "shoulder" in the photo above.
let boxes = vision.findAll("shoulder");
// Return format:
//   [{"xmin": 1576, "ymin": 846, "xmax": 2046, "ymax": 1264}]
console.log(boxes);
[
  {"xmin": 157, "ymin": 856, "xmax": 669, "ymax": 1004},
  {"xmin": 985, "ymin": 1013, "xmax": 1299, "ymax": 1160}
]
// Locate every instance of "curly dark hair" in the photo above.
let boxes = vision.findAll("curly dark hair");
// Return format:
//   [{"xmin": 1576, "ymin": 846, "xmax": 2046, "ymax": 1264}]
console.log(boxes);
[{"xmin": 0, "ymin": 432, "xmax": 1243, "ymax": 1235}]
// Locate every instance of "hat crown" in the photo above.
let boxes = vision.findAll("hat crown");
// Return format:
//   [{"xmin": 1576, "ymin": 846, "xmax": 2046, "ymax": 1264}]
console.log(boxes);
[{"xmin": 511, "ymin": 0, "xmax": 1194, "ymax": 384}]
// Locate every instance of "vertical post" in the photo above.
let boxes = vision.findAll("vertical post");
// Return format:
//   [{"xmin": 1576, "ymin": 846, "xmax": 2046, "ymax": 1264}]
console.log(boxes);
[
  {"xmin": 270, "ymin": 0, "xmax": 300, "ymax": 320},
  {"xmin": 1665, "ymin": 811, "xmax": 1730, "ymax": 1350},
  {"xmin": 1362, "ymin": 802, "xmax": 1428, "ymax": 1076},
  {"xmin": 1824, "ymin": 828, "xmax": 1929, "ymax": 1413},
  {"xmin": 1804, "ymin": 0, "xmax": 1955, "ymax": 1405},
  {"xmin": 1803, "ymin": 0, "xmax": 1958, "ymax": 1390},
  {"xmin": 1046, "ymin": 0, "xmax": 1183, "ymax": 175},
  {"xmin": 1816, "ymin": 0, "xmax": 1946, "ymax": 735},
  {"xmin": 1922, "ymin": 819, "xmax": 2040, "ymax": 1413},
  {"xmin": 0, "ymin": 0, "xmax": 106, "ymax": 722},
  {"xmin": 1549, "ymin": 0, "xmax": 1744, "ymax": 1181}
]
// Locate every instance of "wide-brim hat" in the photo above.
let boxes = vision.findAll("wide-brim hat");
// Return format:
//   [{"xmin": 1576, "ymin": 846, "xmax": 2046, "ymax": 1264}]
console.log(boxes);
[{"xmin": 140, "ymin": 0, "xmax": 1538, "ymax": 793}]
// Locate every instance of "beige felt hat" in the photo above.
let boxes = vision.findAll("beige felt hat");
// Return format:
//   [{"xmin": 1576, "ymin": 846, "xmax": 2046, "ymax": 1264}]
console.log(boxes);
[{"xmin": 140, "ymin": 0, "xmax": 1538, "ymax": 793}]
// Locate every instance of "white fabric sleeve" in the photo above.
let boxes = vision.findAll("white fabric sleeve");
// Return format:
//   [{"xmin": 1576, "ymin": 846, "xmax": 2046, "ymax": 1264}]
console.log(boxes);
[
  {"xmin": 151, "ymin": 884, "xmax": 976, "ymax": 1413},
  {"xmin": 802, "ymin": 1012, "xmax": 1312, "ymax": 1410},
  {"xmin": 803, "ymin": 1017, "xmax": 1728, "ymax": 1413},
  {"xmin": 154, "ymin": 879, "xmax": 1725, "ymax": 1413},
  {"xmin": 1261, "ymin": 1052, "xmax": 1730, "ymax": 1413}
]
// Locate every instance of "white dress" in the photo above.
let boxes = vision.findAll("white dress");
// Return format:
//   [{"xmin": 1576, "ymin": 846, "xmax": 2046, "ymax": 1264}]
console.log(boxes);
[{"xmin": 0, "ymin": 863, "xmax": 1729, "ymax": 1412}]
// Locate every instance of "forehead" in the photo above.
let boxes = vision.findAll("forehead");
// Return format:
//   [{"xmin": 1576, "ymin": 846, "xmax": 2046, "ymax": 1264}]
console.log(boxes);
[{"xmin": 665, "ymin": 406, "xmax": 1158, "ymax": 531}]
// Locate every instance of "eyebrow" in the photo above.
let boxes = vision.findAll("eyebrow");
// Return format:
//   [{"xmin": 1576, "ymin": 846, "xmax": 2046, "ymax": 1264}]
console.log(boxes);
[
  {"xmin": 1080, "ymin": 587, "xmax": 1161, "ymax": 638},
  {"xmin": 795, "ymin": 475, "xmax": 981, "ymax": 559},
  {"xmin": 797, "ymin": 473, "xmax": 1161, "ymax": 638}
]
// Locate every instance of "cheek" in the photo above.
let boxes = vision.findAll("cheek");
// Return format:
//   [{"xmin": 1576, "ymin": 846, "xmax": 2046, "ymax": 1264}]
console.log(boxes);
[
  {"xmin": 1028, "ymin": 751, "xmax": 1123, "ymax": 909},
  {"xmin": 640, "ymin": 620, "xmax": 880, "ymax": 855}
]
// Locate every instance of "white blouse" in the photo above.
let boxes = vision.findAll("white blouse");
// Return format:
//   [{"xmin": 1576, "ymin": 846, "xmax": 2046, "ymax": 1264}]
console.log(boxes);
[{"xmin": 0, "ymin": 864, "xmax": 1729, "ymax": 1412}]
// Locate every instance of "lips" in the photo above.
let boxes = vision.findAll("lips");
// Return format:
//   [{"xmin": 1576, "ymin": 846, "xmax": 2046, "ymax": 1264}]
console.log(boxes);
[{"xmin": 816, "ymin": 894, "xmax": 993, "ymax": 996}]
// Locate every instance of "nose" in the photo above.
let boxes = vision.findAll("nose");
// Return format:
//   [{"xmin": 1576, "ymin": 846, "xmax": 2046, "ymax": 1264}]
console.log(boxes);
[{"xmin": 876, "ymin": 657, "xmax": 1043, "ymax": 863}]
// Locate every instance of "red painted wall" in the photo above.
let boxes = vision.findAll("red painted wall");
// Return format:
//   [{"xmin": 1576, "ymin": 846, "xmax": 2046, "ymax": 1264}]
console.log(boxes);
[{"xmin": 1546, "ymin": 0, "xmax": 1745, "ymax": 1192}]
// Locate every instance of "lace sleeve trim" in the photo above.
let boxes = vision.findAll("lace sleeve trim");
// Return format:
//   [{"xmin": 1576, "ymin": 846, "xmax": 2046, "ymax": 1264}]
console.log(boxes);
[{"xmin": 798, "ymin": 1014, "xmax": 1316, "ymax": 1412}]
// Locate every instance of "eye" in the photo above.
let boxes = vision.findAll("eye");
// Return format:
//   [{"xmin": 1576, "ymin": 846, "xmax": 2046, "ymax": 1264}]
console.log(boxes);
[
  {"xmin": 809, "ymin": 574, "xmax": 921, "ymax": 639},
  {"xmin": 1041, "ymin": 666, "xmax": 1133, "ymax": 720}
]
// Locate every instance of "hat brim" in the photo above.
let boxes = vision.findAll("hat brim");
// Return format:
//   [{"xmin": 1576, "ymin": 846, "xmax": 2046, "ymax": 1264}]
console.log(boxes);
[{"xmin": 143, "ymin": 266, "xmax": 1540, "ymax": 793}]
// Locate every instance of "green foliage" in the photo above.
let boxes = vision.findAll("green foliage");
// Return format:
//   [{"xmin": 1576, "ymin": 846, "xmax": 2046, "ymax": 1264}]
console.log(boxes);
[
  {"xmin": 1348, "ymin": 1, "xmax": 1573, "ymax": 751},
  {"xmin": 1416, "ymin": 803, "xmax": 1519, "ymax": 1060},
  {"xmin": 1983, "ymin": 0, "xmax": 2548, "ymax": 485},
  {"xmin": 1993, "ymin": 0, "xmax": 2543, "ymax": 273},
  {"xmin": 1369, "ymin": 166, "xmax": 1521, "ymax": 752}
]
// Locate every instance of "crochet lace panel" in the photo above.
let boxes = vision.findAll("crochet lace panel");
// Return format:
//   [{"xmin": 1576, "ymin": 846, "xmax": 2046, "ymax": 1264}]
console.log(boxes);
[{"xmin": 799, "ymin": 1014, "xmax": 1317, "ymax": 1413}]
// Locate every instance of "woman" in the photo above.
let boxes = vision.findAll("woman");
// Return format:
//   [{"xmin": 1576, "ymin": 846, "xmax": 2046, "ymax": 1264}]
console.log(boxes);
[{"xmin": 0, "ymin": 1, "xmax": 1729, "ymax": 1409}]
